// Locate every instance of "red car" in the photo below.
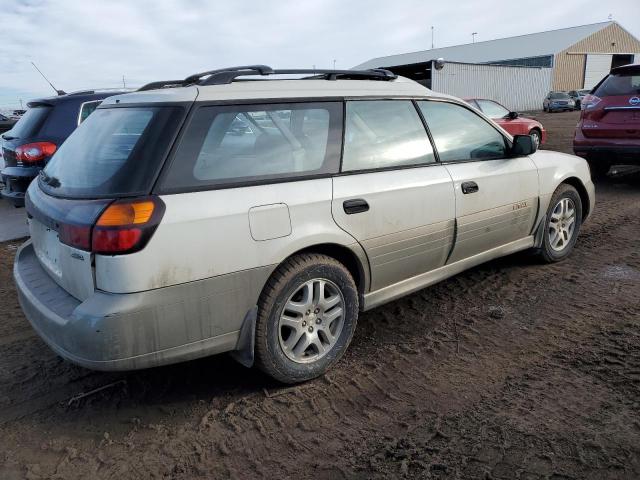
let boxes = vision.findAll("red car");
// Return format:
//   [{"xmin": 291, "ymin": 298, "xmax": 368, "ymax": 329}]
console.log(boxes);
[
  {"xmin": 574, "ymin": 63, "xmax": 640, "ymax": 179},
  {"xmin": 465, "ymin": 98, "xmax": 547, "ymax": 148}
]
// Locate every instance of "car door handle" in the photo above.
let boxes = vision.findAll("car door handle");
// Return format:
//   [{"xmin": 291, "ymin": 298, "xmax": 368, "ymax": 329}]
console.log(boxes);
[
  {"xmin": 343, "ymin": 199, "xmax": 369, "ymax": 215},
  {"xmin": 461, "ymin": 181, "xmax": 479, "ymax": 194}
]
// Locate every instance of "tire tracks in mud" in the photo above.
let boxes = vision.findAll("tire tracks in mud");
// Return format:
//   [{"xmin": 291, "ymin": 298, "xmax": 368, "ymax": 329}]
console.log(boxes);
[{"xmin": 0, "ymin": 181, "xmax": 639, "ymax": 479}]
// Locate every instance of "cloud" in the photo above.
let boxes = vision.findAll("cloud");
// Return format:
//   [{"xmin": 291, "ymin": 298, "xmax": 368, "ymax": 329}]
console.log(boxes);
[{"xmin": 0, "ymin": 0, "xmax": 638, "ymax": 108}]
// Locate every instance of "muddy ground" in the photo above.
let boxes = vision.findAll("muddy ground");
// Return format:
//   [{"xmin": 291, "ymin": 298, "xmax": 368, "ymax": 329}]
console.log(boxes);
[{"xmin": 1, "ymin": 110, "xmax": 639, "ymax": 479}]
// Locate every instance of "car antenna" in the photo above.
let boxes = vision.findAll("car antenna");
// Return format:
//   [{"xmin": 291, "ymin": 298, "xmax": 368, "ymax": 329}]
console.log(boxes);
[{"xmin": 31, "ymin": 62, "xmax": 66, "ymax": 95}]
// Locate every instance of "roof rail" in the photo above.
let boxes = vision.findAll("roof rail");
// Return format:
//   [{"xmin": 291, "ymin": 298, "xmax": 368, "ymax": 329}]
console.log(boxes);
[
  {"xmin": 195, "ymin": 66, "xmax": 397, "ymax": 86},
  {"xmin": 185, "ymin": 65, "xmax": 275, "ymax": 86},
  {"xmin": 138, "ymin": 80, "xmax": 184, "ymax": 92},
  {"xmin": 138, "ymin": 66, "xmax": 398, "ymax": 92}
]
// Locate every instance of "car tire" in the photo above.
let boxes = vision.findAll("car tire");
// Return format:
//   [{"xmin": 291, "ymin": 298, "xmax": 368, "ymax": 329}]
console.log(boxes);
[
  {"xmin": 254, "ymin": 253, "xmax": 359, "ymax": 384},
  {"xmin": 534, "ymin": 184, "xmax": 582, "ymax": 263},
  {"xmin": 529, "ymin": 129, "xmax": 542, "ymax": 149}
]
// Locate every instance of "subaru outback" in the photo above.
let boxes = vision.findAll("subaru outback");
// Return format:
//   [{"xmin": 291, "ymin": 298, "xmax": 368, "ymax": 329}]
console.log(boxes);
[{"xmin": 14, "ymin": 66, "xmax": 595, "ymax": 384}]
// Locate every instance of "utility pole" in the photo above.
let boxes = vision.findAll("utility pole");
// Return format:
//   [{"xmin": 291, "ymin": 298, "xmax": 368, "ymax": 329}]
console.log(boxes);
[
  {"xmin": 333, "ymin": 59, "xmax": 336, "ymax": 70},
  {"xmin": 122, "ymin": 75, "xmax": 126, "ymax": 88},
  {"xmin": 431, "ymin": 26, "xmax": 434, "ymax": 49},
  {"xmin": 472, "ymin": 32, "xmax": 478, "ymax": 43},
  {"xmin": 19, "ymin": 99, "xmax": 23, "ymax": 109}
]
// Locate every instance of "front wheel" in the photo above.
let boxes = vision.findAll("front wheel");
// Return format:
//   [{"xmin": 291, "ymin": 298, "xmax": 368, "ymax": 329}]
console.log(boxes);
[
  {"xmin": 529, "ymin": 129, "xmax": 541, "ymax": 149},
  {"xmin": 255, "ymin": 253, "xmax": 359, "ymax": 384},
  {"xmin": 534, "ymin": 184, "xmax": 582, "ymax": 263}
]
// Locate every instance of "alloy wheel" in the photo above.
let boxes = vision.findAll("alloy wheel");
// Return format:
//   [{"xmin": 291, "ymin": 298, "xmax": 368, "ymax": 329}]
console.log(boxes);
[
  {"xmin": 278, "ymin": 278, "xmax": 345, "ymax": 363},
  {"xmin": 548, "ymin": 197, "xmax": 576, "ymax": 252}
]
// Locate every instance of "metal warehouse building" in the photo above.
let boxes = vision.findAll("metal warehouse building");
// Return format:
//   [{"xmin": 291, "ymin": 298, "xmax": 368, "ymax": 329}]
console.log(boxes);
[{"xmin": 355, "ymin": 22, "xmax": 640, "ymax": 111}]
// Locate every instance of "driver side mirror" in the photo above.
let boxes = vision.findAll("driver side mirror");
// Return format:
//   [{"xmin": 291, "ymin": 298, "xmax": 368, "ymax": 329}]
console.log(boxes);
[
  {"xmin": 511, "ymin": 134, "xmax": 536, "ymax": 156},
  {"xmin": 506, "ymin": 111, "xmax": 519, "ymax": 120}
]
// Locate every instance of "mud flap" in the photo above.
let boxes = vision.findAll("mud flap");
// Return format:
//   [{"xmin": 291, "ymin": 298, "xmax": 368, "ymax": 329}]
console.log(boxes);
[
  {"xmin": 533, "ymin": 214, "xmax": 547, "ymax": 248},
  {"xmin": 230, "ymin": 306, "xmax": 258, "ymax": 368}
]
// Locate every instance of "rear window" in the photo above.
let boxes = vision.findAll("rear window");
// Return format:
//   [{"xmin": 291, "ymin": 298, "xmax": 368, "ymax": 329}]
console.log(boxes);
[
  {"xmin": 7, "ymin": 106, "xmax": 50, "ymax": 139},
  {"xmin": 161, "ymin": 102, "xmax": 342, "ymax": 191},
  {"xmin": 594, "ymin": 72, "xmax": 640, "ymax": 97},
  {"xmin": 39, "ymin": 106, "xmax": 184, "ymax": 198},
  {"xmin": 549, "ymin": 93, "xmax": 570, "ymax": 99}
]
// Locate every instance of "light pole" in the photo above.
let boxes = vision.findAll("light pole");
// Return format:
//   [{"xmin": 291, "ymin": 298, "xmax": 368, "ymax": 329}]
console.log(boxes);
[
  {"xmin": 472, "ymin": 32, "xmax": 478, "ymax": 43},
  {"xmin": 431, "ymin": 26, "xmax": 434, "ymax": 49},
  {"xmin": 333, "ymin": 59, "xmax": 336, "ymax": 70}
]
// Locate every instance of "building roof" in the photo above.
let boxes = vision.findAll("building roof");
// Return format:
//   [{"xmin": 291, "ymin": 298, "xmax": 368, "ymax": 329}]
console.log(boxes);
[{"xmin": 354, "ymin": 22, "xmax": 614, "ymax": 69}]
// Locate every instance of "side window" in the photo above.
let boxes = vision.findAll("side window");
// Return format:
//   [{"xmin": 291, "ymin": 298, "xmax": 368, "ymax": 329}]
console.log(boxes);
[
  {"xmin": 417, "ymin": 101, "xmax": 507, "ymax": 163},
  {"xmin": 163, "ymin": 102, "xmax": 342, "ymax": 189},
  {"xmin": 78, "ymin": 100, "xmax": 102, "ymax": 125},
  {"xmin": 342, "ymin": 100, "xmax": 435, "ymax": 172}
]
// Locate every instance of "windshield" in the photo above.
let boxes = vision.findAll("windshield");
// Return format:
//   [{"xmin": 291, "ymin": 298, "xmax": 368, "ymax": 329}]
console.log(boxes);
[
  {"xmin": 594, "ymin": 72, "xmax": 640, "ymax": 97},
  {"xmin": 40, "ymin": 106, "xmax": 184, "ymax": 198},
  {"xmin": 550, "ymin": 93, "xmax": 570, "ymax": 99},
  {"xmin": 476, "ymin": 100, "xmax": 510, "ymax": 118},
  {"xmin": 5, "ymin": 106, "xmax": 50, "ymax": 139}
]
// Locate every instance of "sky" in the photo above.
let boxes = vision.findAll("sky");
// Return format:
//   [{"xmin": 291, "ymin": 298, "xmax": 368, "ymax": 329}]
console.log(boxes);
[{"xmin": 1, "ymin": 0, "xmax": 639, "ymax": 109}]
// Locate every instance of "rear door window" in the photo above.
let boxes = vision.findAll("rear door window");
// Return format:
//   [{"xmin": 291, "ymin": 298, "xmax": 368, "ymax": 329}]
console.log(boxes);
[
  {"xmin": 5, "ymin": 106, "xmax": 50, "ymax": 139},
  {"xmin": 341, "ymin": 100, "xmax": 434, "ymax": 171},
  {"xmin": 594, "ymin": 73, "xmax": 640, "ymax": 96},
  {"xmin": 161, "ymin": 102, "xmax": 342, "ymax": 191},
  {"xmin": 418, "ymin": 101, "xmax": 507, "ymax": 162},
  {"xmin": 40, "ymin": 106, "xmax": 184, "ymax": 198}
]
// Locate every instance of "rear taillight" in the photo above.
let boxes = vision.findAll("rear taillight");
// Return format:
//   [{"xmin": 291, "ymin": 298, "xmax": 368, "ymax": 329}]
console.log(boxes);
[
  {"xmin": 92, "ymin": 199, "xmax": 162, "ymax": 254},
  {"xmin": 581, "ymin": 94, "xmax": 601, "ymax": 111},
  {"xmin": 15, "ymin": 142, "xmax": 57, "ymax": 163},
  {"xmin": 56, "ymin": 196, "xmax": 165, "ymax": 254}
]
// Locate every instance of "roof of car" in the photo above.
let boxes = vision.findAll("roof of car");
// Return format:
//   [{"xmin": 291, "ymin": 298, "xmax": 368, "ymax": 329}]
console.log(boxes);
[
  {"xmin": 610, "ymin": 63, "xmax": 640, "ymax": 74},
  {"xmin": 101, "ymin": 76, "xmax": 445, "ymax": 106},
  {"xmin": 27, "ymin": 89, "xmax": 132, "ymax": 108}
]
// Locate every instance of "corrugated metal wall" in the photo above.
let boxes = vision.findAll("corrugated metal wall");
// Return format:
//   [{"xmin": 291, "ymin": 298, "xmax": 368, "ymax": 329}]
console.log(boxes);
[
  {"xmin": 431, "ymin": 62, "xmax": 552, "ymax": 111},
  {"xmin": 553, "ymin": 23, "xmax": 640, "ymax": 90}
]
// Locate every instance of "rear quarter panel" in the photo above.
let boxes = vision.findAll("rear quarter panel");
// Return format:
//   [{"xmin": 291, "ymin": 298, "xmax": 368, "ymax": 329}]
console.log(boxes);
[{"xmin": 94, "ymin": 179, "xmax": 360, "ymax": 293}]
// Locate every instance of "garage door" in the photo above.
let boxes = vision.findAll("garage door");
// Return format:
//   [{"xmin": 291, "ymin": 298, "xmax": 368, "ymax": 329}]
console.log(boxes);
[{"xmin": 583, "ymin": 54, "xmax": 612, "ymax": 89}]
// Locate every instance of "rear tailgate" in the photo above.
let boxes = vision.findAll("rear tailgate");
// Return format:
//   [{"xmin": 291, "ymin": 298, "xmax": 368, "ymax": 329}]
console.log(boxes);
[
  {"xmin": 583, "ymin": 66, "xmax": 640, "ymax": 139},
  {"xmin": 26, "ymin": 182, "xmax": 110, "ymax": 301},
  {"xmin": 582, "ymin": 95, "xmax": 640, "ymax": 139}
]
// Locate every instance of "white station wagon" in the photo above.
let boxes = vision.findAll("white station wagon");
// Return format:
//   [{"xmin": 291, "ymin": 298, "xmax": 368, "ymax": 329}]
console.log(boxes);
[{"xmin": 14, "ymin": 66, "xmax": 595, "ymax": 383}]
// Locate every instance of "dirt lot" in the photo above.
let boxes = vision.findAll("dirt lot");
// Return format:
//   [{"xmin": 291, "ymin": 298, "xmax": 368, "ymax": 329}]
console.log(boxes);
[{"xmin": 1, "ymin": 110, "xmax": 639, "ymax": 479}]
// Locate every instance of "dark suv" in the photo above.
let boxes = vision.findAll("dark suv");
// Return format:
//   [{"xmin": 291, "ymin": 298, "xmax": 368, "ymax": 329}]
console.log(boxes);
[
  {"xmin": 574, "ymin": 63, "xmax": 640, "ymax": 178},
  {"xmin": 1, "ymin": 90, "xmax": 127, "ymax": 206}
]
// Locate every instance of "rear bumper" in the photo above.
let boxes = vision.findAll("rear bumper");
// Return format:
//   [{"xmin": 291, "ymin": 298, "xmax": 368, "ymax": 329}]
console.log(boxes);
[
  {"xmin": 573, "ymin": 128, "xmax": 640, "ymax": 162},
  {"xmin": 1, "ymin": 166, "xmax": 39, "ymax": 207},
  {"xmin": 13, "ymin": 241, "xmax": 269, "ymax": 371}
]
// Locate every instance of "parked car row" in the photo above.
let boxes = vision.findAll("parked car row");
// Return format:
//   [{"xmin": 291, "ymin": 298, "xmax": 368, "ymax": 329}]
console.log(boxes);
[
  {"xmin": 1, "ymin": 90, "xmax": 128, "ymax": 206},
  {"xmin": 12, "ymin": 65, "xmax": 594, "ymax": 384}
]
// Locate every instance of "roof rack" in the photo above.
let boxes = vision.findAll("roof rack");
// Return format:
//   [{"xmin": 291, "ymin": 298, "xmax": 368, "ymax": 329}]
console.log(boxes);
[
  {"xmin": 137, "ymin": 65, "xmax": 398, "ymax": 91},
  {"xmin": 138, "ymin": 80, "xmax": 184, "ymax": 92}
]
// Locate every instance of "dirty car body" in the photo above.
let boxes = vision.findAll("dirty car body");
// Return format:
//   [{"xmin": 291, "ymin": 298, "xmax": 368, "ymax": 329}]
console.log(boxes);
[{"xmin": 13, "ymin": 66, "xmax": 595, "ymax": 383}]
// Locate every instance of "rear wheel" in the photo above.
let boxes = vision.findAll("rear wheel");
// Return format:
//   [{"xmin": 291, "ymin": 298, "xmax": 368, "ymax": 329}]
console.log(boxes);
[
  {"xmin": 255, "ymin": 253, "xmax": 359, "ymax": 384},
  {"xmin": 534, "ymin": 184, "xmax": 582, "ymax": 263}
]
